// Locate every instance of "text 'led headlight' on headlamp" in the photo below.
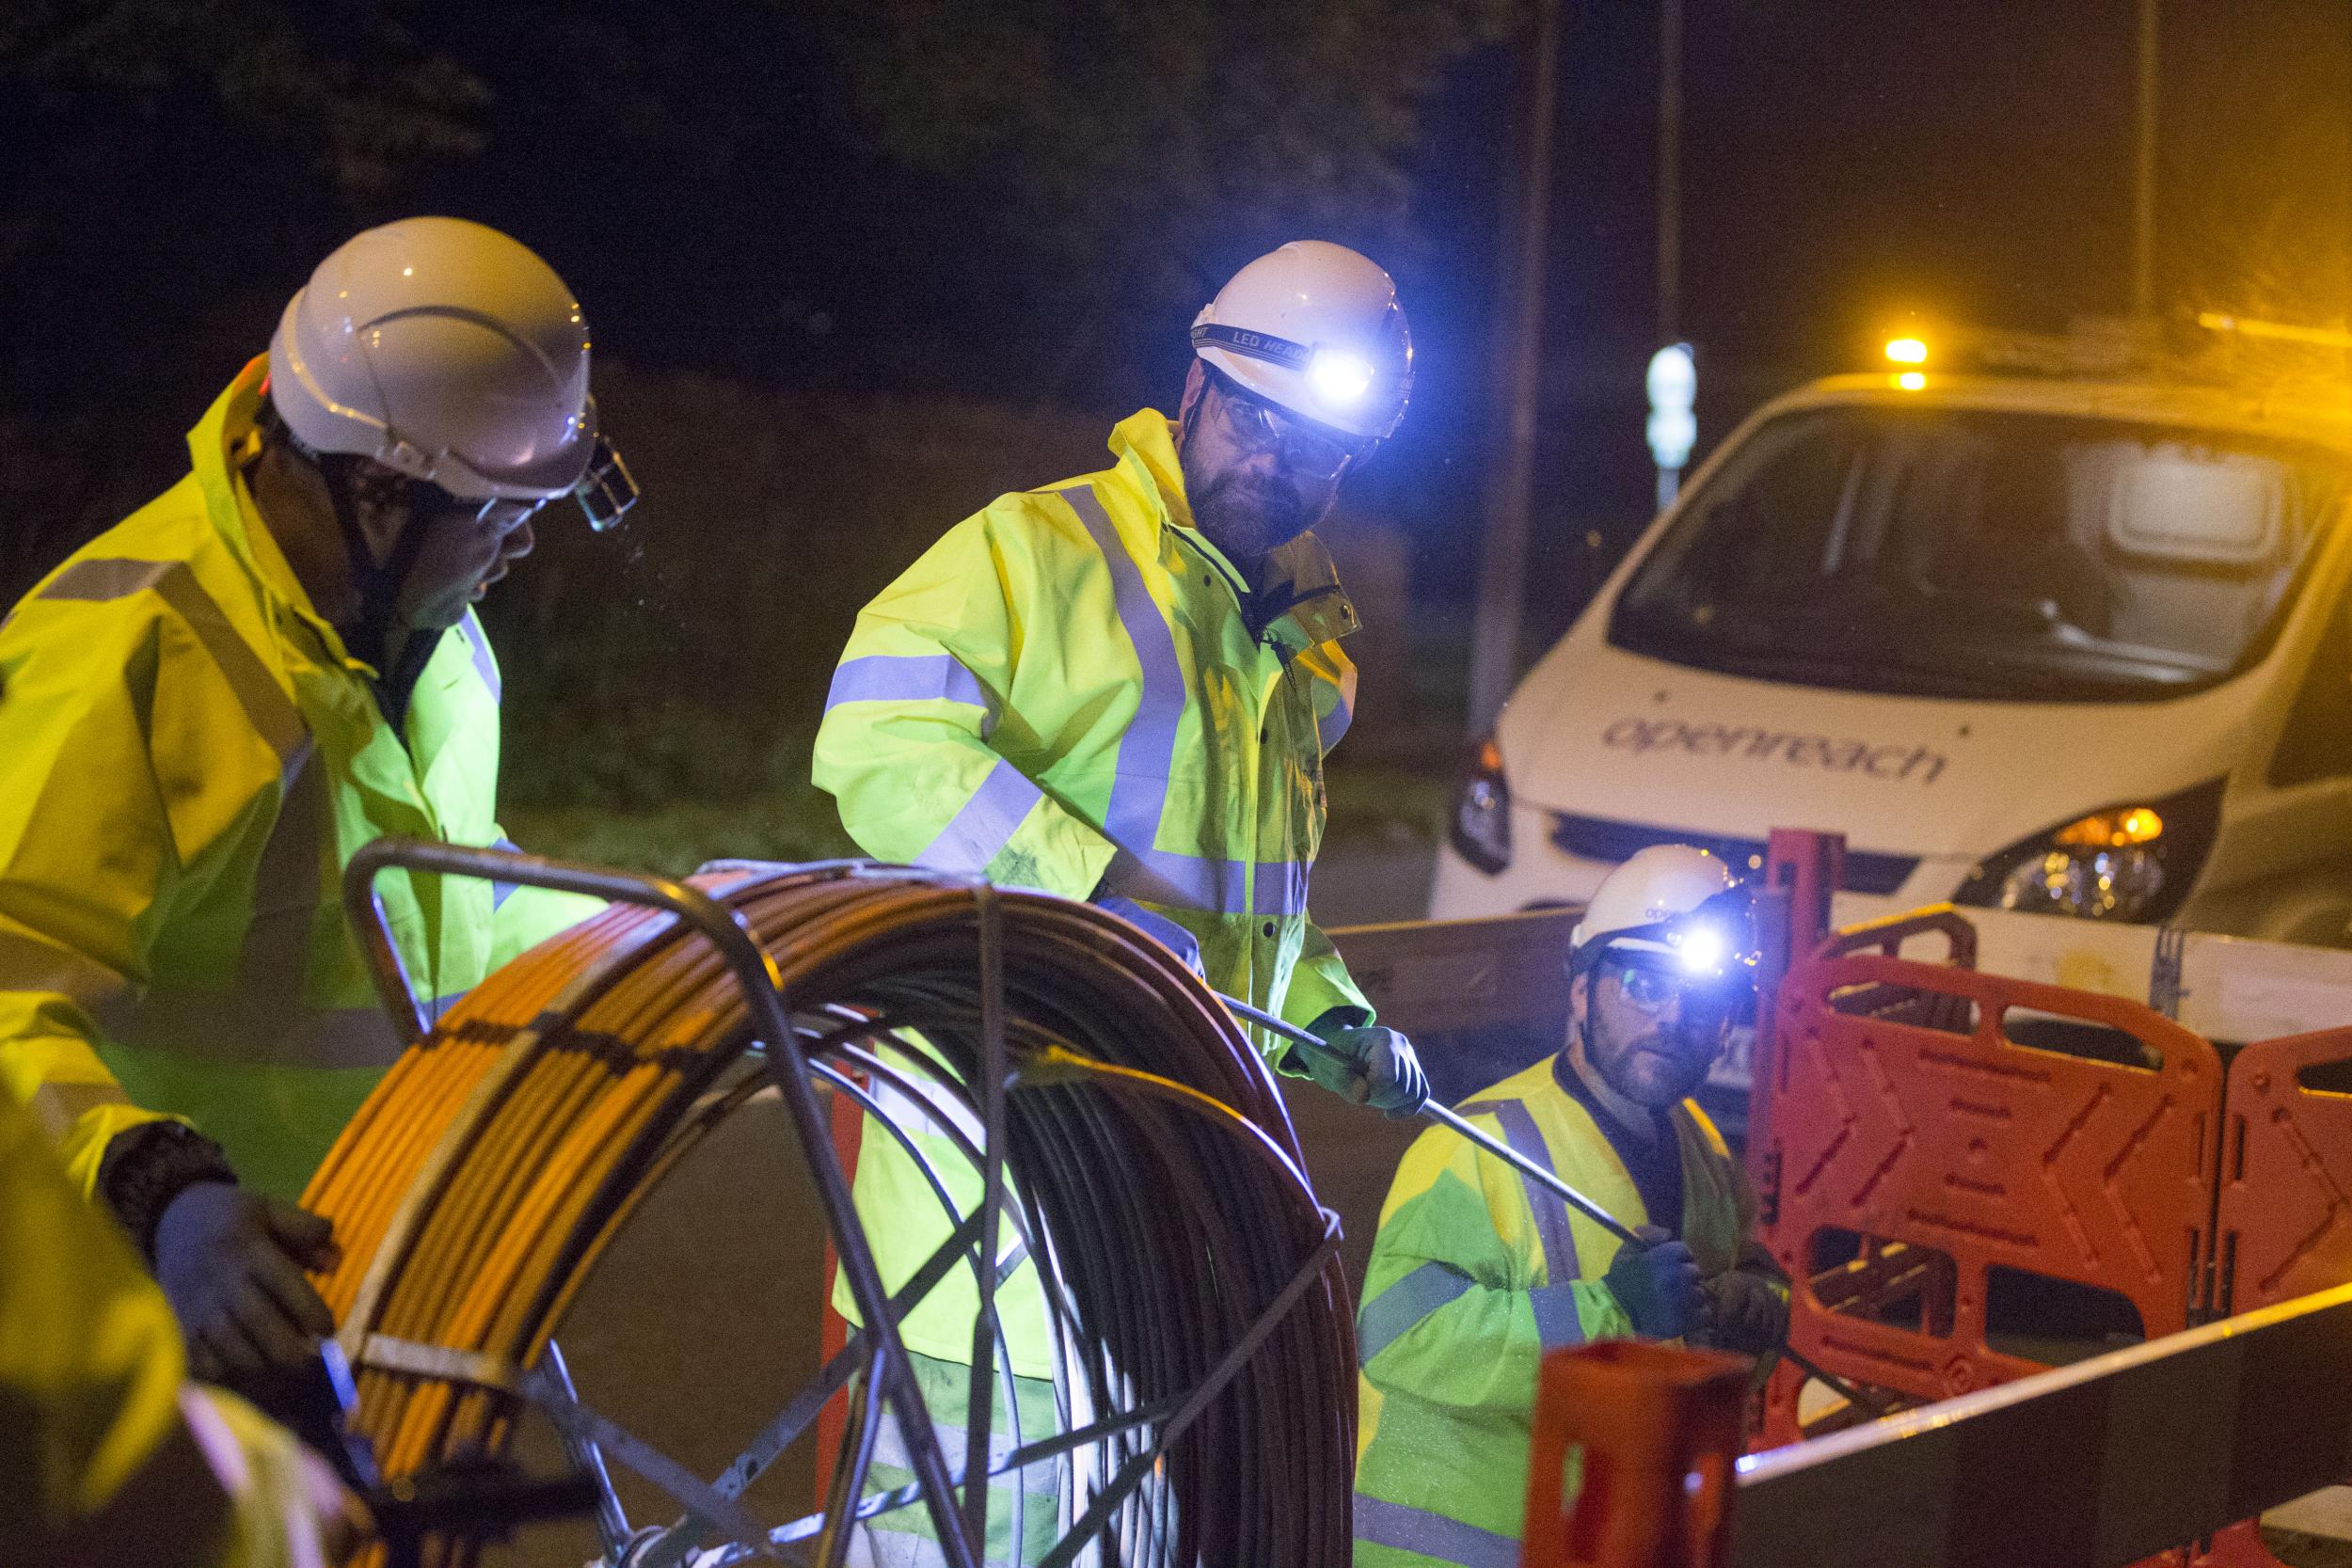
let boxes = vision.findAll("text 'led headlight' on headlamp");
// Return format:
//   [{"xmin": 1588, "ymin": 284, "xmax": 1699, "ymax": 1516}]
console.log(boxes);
[
  {"xmin": 1192, "ymin": 321, "xmax": 1386, "ymax": 417},
  {"xmin": 1953, "ymin": 780, "xmax": 2223, "ymax": 924}
]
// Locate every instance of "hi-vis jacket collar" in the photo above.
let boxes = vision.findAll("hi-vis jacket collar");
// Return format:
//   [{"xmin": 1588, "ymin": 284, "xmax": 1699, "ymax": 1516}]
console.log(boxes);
[
  {"xmin": 1105, "ymin": 410, "xmax": 1359, "ymax": 653},
  {"xmin": 192, "ymin": 357, "xmax": 374, "ymax": 679}
]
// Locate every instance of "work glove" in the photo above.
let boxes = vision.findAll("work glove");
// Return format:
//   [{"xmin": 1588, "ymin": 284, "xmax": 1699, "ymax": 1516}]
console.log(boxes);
[
  {"xmin": 1603, "ymin": 1224, "xmax": 1703, "ymax": 1339},
  {"xmin": 153, "ymin": 1181, "xmax": 342, "ymax": 1392},
  {"xmin": 1692, "ymin": 1270, "xmax": 1789, "ymax": 1356},
  {"xmin": 1288, "ymin": 1012, "xmax": 1431, "ymax": 1117},
  {"xmin": 1095, "ymin": 895, "xmax": 1204, "ymax": 976}
]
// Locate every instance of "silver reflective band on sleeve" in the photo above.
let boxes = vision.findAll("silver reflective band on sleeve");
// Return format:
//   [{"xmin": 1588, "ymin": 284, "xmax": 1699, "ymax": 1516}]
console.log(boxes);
[
  {"xmin": 866, "ymin": 1396, "xmax": 1031, "ymax": 1477},
  {"xmin": 1107, "ymin": 849, "xmax": 1314, "ymax": 918},
  {"xmin": 459, "ymin": 611, "xmax": 501, "ymax": 703},
  {"xmin": 0, "ymin": 927, "xmax": 135, "ymax": 1015},
  {"xmin": 1113, "ymin": 846, "xmax": 1248, "ymax": 912},
  {"xmin": 24, "ymin": 1079, "xmax": 137, "ymax": 1141},
  {"xmin": 40, "ymin": 558, "xmax": 179, "ymax": 604},
  {"xmin": 40, "ymin": 557, "xmax": 307, "ymax": 767},
  {"xmin": 491, "ymin": 837, "xmax": 525, "ymax": 910},
  {"xmin": 914, "ymin": 756, "xmax": 1041, "ymax": 874},
  {"xmin": 1319, "ymin": 674, "xmax": 1356, "ymax": 752},
  {"xmin": 1352, "ymin": 1496, "xmax": 1521, "ymax": 1568},
  {"xmin": 1358, "ymin": 1260, "xmax": 1475, "ymax": 1363},
  {"xmin": 826, "ymin": 654, "xmax": 990, "ymax": 714},
  {"xmin": 1457, "ymin": 1098, "xmax": 1583, "ymax": 1289},
  {"xmin": 1529, "ymin": 1281, "xmax": 1587, "ymax": 1349},
  {"xmin": 1250, "ymin": 860, "xmax": 1310, "ymax": 918}
]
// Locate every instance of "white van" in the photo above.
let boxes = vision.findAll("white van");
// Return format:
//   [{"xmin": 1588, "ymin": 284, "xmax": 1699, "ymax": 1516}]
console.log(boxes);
[{"xmin": 1432, "ymin": 371, "xmax": 2352, "ymax": 949}]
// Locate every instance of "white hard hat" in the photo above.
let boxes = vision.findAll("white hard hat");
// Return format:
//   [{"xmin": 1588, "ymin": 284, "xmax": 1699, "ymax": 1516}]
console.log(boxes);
[
  {"xmin": 1569, "ymin": 845, "xmax": 1747, "ymax": 979},
  {"xmin": 269, "ymin": 216, "xmax": 634, "ymax": 525},
  {"xmin": 1190, "ymin": 240, "xmax": 1413, "ymax": 441}
]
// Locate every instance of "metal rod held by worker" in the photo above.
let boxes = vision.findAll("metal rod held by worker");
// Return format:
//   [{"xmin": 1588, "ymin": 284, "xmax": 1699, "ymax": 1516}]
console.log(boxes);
[
  {"xmin": 1216, "ymin": 990, "xmax": 1640, "ymax": 1244},
  {"xmin": 1221, "ymin": 990, "xmax": 1887, "ymax": 1403}
]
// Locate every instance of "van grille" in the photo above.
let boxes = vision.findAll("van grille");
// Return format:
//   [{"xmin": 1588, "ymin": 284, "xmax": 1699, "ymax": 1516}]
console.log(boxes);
[{"xmin": 1549, "ymin": 812, "xmax": 1920, "ymax": 895}]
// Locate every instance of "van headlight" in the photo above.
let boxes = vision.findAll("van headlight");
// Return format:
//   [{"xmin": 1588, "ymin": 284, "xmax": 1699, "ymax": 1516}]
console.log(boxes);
[
  {"xmin": 1952, "ymin": 780, "xmax": 2223, "ymax": 923},
  {"xmin": 1449, "ymin": 733, "xmax": 1512, "ymax": 875}
]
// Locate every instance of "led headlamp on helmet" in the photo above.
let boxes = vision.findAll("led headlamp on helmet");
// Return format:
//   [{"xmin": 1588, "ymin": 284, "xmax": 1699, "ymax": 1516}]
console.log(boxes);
[
  {"xmin": 1190, "ymin": 239, "xmax": 1414, "ymax": 443},
  {"xmin": 1568, "ymin": 845, "xmax": 1760, "ymax": 1002}
]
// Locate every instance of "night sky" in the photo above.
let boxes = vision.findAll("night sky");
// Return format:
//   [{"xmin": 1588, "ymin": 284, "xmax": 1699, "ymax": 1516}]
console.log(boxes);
[
  {"xmin": 1502, "ymin": 0, "xmax": 2352, "ymax": 641},
  {"xmin": 5, "ymin": 1, "xmax": 2346, "ymax": 627}
]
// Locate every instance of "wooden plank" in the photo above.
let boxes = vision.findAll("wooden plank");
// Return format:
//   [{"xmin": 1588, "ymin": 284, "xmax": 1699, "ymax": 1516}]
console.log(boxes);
[{"xmin": 1327, "ymin": 907, "xmax": 1581, "ymax": 1039}]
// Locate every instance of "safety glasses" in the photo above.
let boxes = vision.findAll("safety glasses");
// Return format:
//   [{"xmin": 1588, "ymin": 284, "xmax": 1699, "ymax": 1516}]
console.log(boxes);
[
  {"xmin": 1205, "ymin": 372, "xmax": 1377, "ymax": 483},
  {"xmin": 1602, "ymin": 955, "xmax": 1740, "ymax": 1023},
  {"xmin": 407, "ymin": 434, "xmax": 639, "ymax": 532},
  {"xmin": 405, "ymin": 480, "xmax": 546, "ymax": 531},
  {"xmin": 473, "ymin": 495, "xmax": 548, "ymax": 529}
]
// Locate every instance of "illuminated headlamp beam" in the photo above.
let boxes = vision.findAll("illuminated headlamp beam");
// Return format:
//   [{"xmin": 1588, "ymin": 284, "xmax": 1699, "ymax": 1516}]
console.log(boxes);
[
  {"xmin": 1307, "ymin": 348, "xmax": 1375, "ymax": 405},
  {"xmin": 1674, "ymin": 925, "xmax": 1725, "ymax": 974}
]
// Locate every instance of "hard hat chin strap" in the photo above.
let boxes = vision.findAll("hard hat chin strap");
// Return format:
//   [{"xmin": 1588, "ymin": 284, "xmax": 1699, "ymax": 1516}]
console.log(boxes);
[
  {"xmin": 307, "ymin": 448, "xmax": 437, "ymax": 681},
  {"xmin": 259, "ymin": 404, "xmax": 434, "ymax": 671}
]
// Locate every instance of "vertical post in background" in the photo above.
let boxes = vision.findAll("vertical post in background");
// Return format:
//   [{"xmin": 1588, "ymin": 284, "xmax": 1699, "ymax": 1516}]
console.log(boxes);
[
  {"xmin": 1466, "ymin": 0, "xmax": 1562, "ymax": 736},
  {"xmin": 2132, "ymin": 0, "xmax": 2159, "ymax": 321},
  {"xmin": 1657, "ymin": 0, "xmax": 1682, "ymax": 345},
  {"xmin": 1649, "ymin": 0, "xmax": 1692, "ymax": 516}
]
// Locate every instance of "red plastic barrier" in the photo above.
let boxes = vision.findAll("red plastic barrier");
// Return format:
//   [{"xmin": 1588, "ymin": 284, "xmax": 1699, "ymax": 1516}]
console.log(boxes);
[
  {"xmin": 2196, "ymin": 1031, "xmax": 2352, "ymax": 1568},
  {"xmin": 2218, "ymin": 1024, "xmax": 2352, "ymax": 1315},
  {"xmin": 1754, "ymin": 926, "xmax": 2223, "ymax": 1444},
  {"xmin": 811, "ymin": 1075, "xmax": 867, "ymax": 1498},
  {"xmin": 1743, "ymin": 837, "xmax": 2344, "ymax": 1566},
  {"xmin": 1520, "ymin": 1340, "xmax": 1750, "ymax": 1568}
]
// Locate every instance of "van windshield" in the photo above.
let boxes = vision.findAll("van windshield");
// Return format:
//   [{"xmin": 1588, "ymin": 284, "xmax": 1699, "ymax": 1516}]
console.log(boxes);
[{"xmin": 1611, "ymin": 404, "xmax": 2351, "ymax": 702}]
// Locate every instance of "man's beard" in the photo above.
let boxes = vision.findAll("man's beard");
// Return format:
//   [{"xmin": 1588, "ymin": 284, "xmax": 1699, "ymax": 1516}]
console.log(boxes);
[
  {"xmin": 1596, "ymin": 1022, "xmax": 1715, "ymax": 1108},
  {"xmin": 1184, "ymin": 459, "xmax": 1317, "ymax": 564}
]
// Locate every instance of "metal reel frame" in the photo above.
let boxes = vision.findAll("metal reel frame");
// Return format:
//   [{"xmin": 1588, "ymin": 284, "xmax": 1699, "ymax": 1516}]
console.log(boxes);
[{"xmin": 337, "ymin": 839, "xmax": 1341, "ymax": 1568}]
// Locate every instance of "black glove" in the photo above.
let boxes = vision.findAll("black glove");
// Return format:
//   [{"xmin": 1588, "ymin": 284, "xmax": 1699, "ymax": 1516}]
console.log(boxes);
[
  {"xmin": 1603, "ymin": 1225, "xmax": 1703, "ymax": 1339},
  {"xmin": 152, "ymin": 1180, "xmax": 341, "ymax": 1389},
  {"xmin": 1288, "ymin": 1015, "xmax": 1430, "ymax": 1117},
  {"xmin": 1692, "ymin": 1270, "xmax": 1789, "ymax": 1355}
]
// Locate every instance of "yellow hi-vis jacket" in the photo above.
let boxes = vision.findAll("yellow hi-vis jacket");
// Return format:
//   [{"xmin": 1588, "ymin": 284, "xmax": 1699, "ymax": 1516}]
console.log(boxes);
[
  {"xmin": 1351, "ymin": 1057, "xmax": 1766, "ymax": 1568},
  {"xmin": 813, "ymin": 408, "xmax": 1376, "ymax": 1377},
  {"xmin": 0, "ymin": 358, "xmax": 596, "ymax": 1203},
  {"xmin": 0, "ymin": 1071, "xmax": 332, "ymax": 1566}
]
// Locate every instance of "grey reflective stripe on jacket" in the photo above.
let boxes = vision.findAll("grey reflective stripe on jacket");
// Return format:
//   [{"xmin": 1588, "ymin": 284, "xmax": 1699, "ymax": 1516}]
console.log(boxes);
[
  {"xmin": 40, "ymin": 558, "xmax": 305, "ymax": 767},
  {"xmin": 1061, "ymin": 483, "xmax": 1321, "ymax": 919},
  {"xmin": 1354, "ymin": 1495, "xmax": 1521, "ymax": 1568}
]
